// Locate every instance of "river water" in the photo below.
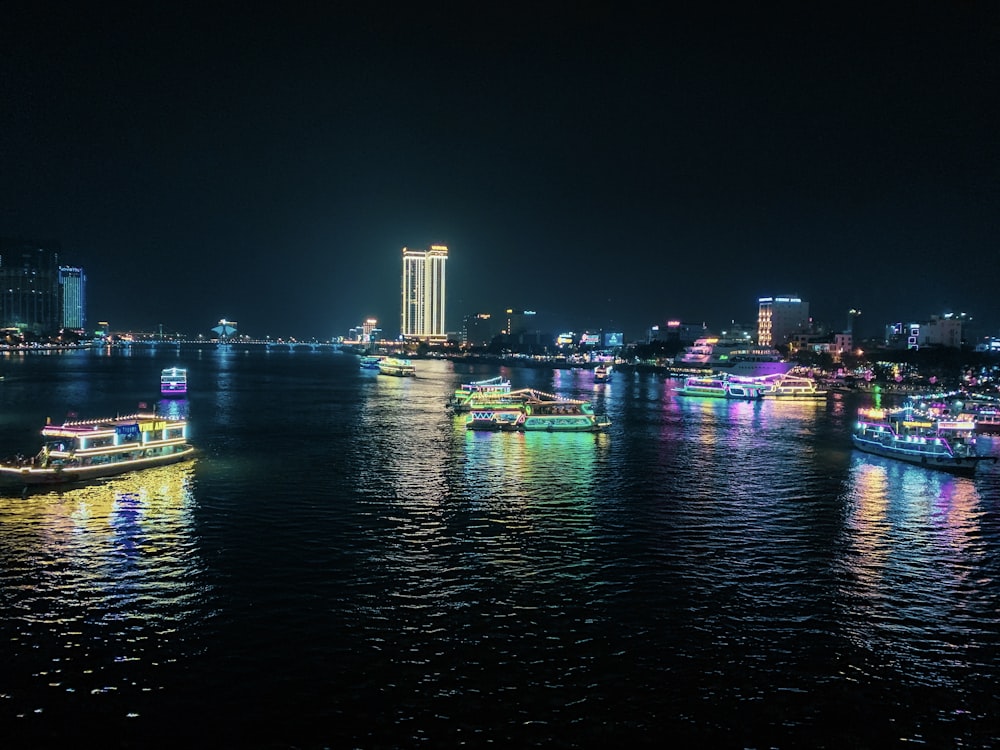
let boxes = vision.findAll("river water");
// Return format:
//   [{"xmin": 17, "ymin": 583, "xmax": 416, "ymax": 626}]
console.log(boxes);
[{"xmin": 1, "ymin": 348, "xmax": 998, "ymax": 748}]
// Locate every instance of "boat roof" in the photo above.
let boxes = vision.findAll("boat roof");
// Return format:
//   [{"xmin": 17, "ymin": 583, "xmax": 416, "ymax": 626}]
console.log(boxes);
[{"xmin": 41, "ymin": 412, "xmax": 186, "ymax": 435}]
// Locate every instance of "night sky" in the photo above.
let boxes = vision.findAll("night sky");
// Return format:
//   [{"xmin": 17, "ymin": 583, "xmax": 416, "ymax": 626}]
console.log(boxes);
[{"xmin": 2, "ymin": 4, "xmax": 998, "ymax": 341}]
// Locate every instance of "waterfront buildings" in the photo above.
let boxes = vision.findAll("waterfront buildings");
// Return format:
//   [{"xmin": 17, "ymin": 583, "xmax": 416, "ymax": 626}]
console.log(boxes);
[
  {"xmin": 0, "ymin": 238, "xmax": 73, "ymax": 335},
  {"xmin": 757, "ymin": 295, "xmax": 809, "ymax": 347},
  {"xmin": 885, "ymin": 314, "xmax": 966, "ymax": 350},
  {"xmin": 401, "ymin": 244, "xmax": 447, "ymax": 342}
]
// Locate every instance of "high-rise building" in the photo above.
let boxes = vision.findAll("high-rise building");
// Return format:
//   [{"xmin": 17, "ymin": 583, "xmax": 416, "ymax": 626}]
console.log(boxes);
[
  {"xmin": 757, "ymin": 295, "xmax": 809, "ymax": 347},
  {"xmin": 0, "ymin": 238, "xmax": 63, "ymax": 334},
  {"xmin": 462, "ymin": 313, "xmax": 494, "ymax": 347},
  {"xmin": 58, "ymin": 266, "xmax": 87, "ymax": 330},
  {"xmin": 401, "ymin": 244, "xmax": 447, "ymax": 341}
]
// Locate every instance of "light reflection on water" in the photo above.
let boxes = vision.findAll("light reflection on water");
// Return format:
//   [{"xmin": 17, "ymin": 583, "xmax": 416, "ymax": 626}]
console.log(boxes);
[
  {"xmin": 0, "ymin": 462, "xmax": 207, "ymax": 720},
  {"xmin": 837, "ymin": 456, "xmax": 999, "ymax": 699},
  {"xmin": 2, "ymin": 353, "xmax": 1000, "ymax": 747}
]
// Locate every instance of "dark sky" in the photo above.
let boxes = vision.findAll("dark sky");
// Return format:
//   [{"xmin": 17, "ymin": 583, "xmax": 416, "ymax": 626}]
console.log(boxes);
[{"xmin": 2, "ymin": 4, "xmax": 998, "ymax": 341}]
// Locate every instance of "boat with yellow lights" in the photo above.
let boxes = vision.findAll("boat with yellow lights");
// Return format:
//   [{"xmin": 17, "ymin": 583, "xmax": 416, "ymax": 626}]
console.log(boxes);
[
  {"xmin": 378, "ymin": 357, "xmax": 416, "ymax": 377},
  {"xmin": 0, "ymin": 411, "xmax": 195, "ymax": 487},
  {"xmin": 754, "ymin": 373, "xmax": 828, "ymax": 399},
  {"xmin": 851, "ymin": 407, "xmax": 996, "ymax": 476}
]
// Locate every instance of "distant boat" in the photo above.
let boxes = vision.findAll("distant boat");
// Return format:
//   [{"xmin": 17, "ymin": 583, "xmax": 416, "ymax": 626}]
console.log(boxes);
[
  {"xmin": 594, "ymin": 364, "xmax": 612, "ymax": 382},
  {"xmin": 378, "ymin": 357, "xmax": 416, "ymax": 377},
  {"xmin": 0, "ymin": 411, "xmax": 195, "ymax": 488},
  {"xmin": 160, "ymin": 367, "xmax": 188, "ymax": 397},
  {"xmin": 673, "ymin": 337, "xmax": 792, "ymax": 377}
]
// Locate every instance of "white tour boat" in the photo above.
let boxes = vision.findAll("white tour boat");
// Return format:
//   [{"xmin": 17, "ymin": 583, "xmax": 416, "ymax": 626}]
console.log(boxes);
[{"xmin": 0, "ymin": 411, "xmax": 195, "ymax": 487}]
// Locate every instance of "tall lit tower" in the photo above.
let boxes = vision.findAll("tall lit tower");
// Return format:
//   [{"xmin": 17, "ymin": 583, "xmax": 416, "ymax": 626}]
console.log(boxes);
[
  {"xmin": 401, "ymin": 244, "xmax": 448, "ymax": 341},
  {"xmin": 58, "ymin": 266, "xmax": 87, "ymax": 330}
]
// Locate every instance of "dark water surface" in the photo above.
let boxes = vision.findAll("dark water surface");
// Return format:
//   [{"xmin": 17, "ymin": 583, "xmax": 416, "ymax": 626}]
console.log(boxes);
[{"xmin": 1, "ymin": 349, "xmax": 999, "ymax": 748}]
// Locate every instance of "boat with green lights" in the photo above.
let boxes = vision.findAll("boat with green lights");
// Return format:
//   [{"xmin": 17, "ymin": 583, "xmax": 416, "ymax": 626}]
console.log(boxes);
[
  {"xmin": 448, "ymin": 375, "xmax": 512, "ymax": 412},
  {"xmin": 464, "ymin": 389, "xmax": 610, "ymax": 432}
]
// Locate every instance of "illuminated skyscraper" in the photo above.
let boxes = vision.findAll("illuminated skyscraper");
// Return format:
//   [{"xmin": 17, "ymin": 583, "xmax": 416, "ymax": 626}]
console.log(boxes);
[
  {"xmin": 58, "ymin": 266, "xmax": 87, "ymax": 330},
  {"xmin": 0, "ymin": 238, "xmax": 62, "ymax": 334},
  {"xmin": 401, "ymin": 244, "xmax": 447, "ymax": 341},
  {"xmin": 757, "ymin": 295, "xmax": 809, "ymax": 347}
]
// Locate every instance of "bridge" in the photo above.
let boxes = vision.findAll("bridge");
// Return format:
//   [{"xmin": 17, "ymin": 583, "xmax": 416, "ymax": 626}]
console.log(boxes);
[{"xmin": 120, "ymin": 338, "xmax": 347, "ymax": 353}]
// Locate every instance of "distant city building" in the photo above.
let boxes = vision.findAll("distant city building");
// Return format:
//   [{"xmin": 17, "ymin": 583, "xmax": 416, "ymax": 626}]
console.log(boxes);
[
  {"xmin": 349, "ymin": 318, "xmax": 381, "ymax": 343},
  {"xmin": 788, "ymin": 332, "xmax": 854, "ymax": 360},
  {"xmin": 885, "ymin": 314, "xmax": 965, "ymax": 350},
  {"xmin": 401, "ymin": 244, "xmax": 447, "ymax": 341},
  {"xmin": 504, "ymin": 309, "xmax": 536, "ymax": 336},
  {"xmin": 462, "ymin": 313, "xmax": 494, "ymax": 347},
  {"xmin": 0, "ymin": 238, "xmax": 63, "ymax": 334},
  {"xmin": 758, "ymin": 295, "xmax": 809, "ymax": 347},
  {"xmin": 649, "ymin": 320, "xmax": 708, "ymax": 345},
  {"xmin": 58, "ymin": 265, "xmax": 87, "ymax": 330}
]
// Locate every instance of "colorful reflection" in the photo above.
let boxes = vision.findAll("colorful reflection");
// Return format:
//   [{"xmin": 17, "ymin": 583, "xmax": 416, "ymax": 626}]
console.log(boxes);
[
  {"xmin": 0, "ymin": 462, "xmax": 205, "ymax": 625},
  {"xmin": 837, "ymin": 456, "xmax": 990, "ymax": 687}
]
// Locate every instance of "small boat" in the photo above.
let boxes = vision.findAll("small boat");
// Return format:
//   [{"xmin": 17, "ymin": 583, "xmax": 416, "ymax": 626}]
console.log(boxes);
[
  {"xmin": 448, "ymin": 375, "xmax": 512, "ymax": 412},
  {"xmin": 594, "ymin": 365, "xmax": 612, "ymax": 382},
  {"xmin": 160, "ymin": 367, "xmax": 188, "ymax": 397},
  {"xmin": 0, "ymin": 411, "xmax": 195, "ymax": 488},
  {"xmin": 754, "ymin": 373, "xmax": 828, "ymax": 399},
  {"xmin": 359, "ymin": 355, "xmax": 383, "ymax": 370},
  {"xmin": 852, "ymin": 407, "xmax": 997, "ymax": 476},
  {"xmin": 378, "ymin": 357, "xmax": 416, "ymax": 377},
  {"xmin": 673, "ymin": 375, "xmax": 767, "ymax": 400}
]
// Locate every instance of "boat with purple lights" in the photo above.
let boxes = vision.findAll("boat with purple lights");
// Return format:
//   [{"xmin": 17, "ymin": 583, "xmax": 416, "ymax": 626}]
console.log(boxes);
[
  {"xmin": 851, "ymin": 407, "xmax": 997, "ymax": 476},
  {"xmin": 160, "ymin": 367, "xmax": 188, "ymax": 397}
]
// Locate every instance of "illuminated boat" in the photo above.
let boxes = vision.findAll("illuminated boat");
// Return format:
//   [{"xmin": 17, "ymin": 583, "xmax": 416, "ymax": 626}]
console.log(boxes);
[
  {"xmin": 448, "ymin": 375, "xmax": 512, "ymax": 412},
  {"xmin": 464, "ymin": 389, "xmax": 611, "ymax": 432},
  {"xmin": 378, "ymin": 357, "xmax": 416, "ymax": 377},
  {"xmin": 673, "ymin": 375, "xmax": 767, "ymax": 400},
  {"xmin": 160, "ymin": 367, "xmax": 188, "ymax": 397},
  {"xmin": 520, "ymin": 395, "xmax": 611, "ymax": 432},
  {"xmin": 851, "ymin": 407, "xmax": 997, "ymax": 476},
  {"xmin": 754, "ymin": 373, "xmax": 828, "ymax": 399},
  {"xmin": 673, "ymin": 337, "xmax": 793, "ymax": 377},
  {"xmin": 359, "ymin": 355, "xmax": 383, "ymax": 369},
  {"xmin": 466, "ymin": 405, "xmax": 528, "ymax": 431},
  {"xmin": 594, "ymin": 365, "xmax": 612, "ymax": 382},
  {"xmin": 0, "ymin": 411, "xmax": 195, "ymax": 487}
]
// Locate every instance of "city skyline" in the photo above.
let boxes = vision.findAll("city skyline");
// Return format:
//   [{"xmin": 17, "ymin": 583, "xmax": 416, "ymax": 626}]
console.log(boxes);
[{"xmin": 2, "ymin": 5, "xmax": 998, "ymax": 341}]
